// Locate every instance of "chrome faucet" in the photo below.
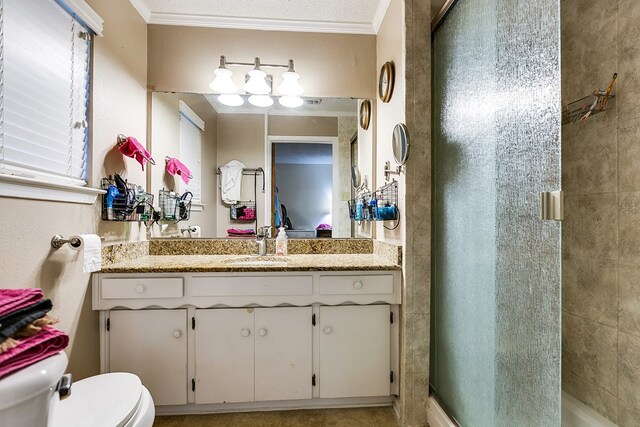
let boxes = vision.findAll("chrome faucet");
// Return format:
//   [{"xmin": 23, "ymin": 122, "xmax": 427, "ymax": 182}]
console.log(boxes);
[{"xmin": 256, "ymin": 226, "xmax": 272, "ymax": 256}]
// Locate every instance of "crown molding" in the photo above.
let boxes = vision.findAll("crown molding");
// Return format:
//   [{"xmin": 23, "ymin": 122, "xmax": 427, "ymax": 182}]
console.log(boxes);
[
  {"xmin": 128, "ymin": 0, "xmax": 151, "ymax": 22},
  {"xmin": 148, "ymin": 13, "xmax": 376, "ymax": 35},
  {"xmin": 372, "ymin": 0, "xmax": 392, "ymax": 34}
]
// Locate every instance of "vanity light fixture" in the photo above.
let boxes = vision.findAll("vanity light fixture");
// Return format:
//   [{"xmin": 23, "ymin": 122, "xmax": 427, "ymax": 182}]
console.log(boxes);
[{"xmin": 210, "ymin": 55, "xmax": 304, "ymax": 108}]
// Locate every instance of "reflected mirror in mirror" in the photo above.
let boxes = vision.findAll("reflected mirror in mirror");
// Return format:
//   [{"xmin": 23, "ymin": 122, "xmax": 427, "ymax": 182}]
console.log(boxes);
[
  {"xmin": 149, "ymin": 92, "xmax": 362, "ymax": 239},
  {"xmin": 392, "ymin": 123, "xmax": 409, "ymax": 166},
  {"xmin": 351, "ymin": 165, "xmax": 361, "ymax": 189}
]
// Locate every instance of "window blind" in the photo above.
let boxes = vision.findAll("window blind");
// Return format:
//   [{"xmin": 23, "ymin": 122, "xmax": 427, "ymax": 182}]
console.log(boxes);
[
  {"xmin": 179, "ymin": 113, "xmax": 203, "ymax": 204},
  {"xmin": 0, "ymin": 0, "xmax": 91, "ymax": 186}
]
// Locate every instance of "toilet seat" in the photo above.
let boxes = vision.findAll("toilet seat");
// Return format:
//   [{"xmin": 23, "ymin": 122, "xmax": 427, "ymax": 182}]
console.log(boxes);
[{"xmin": 51, "ymin": 372, "xmax": 153, "ymax": 427}]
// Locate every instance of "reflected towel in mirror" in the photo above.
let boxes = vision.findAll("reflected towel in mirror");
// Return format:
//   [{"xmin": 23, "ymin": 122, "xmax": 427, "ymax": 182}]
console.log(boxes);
[{"xmin": 220, "ymin": 160, "xmax": 245, "ymax": 204}]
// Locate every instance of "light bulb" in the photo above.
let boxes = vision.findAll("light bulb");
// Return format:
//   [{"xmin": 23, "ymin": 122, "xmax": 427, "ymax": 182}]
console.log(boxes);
[
  {"xmin": 244, "ymin": 69, "xmax": 271, "ymax": 95},
  {"xmin": 217, "ymin": 94, "xmax": 244, "ymax": 107},
  {"xmin": 278, "ymin": 96, "xmax": 304, "ymax": 108},
  {"xmin": 209, "ymin": 68, "xmax": 238, "ymax": 94},
  {"xmin": 277, "ymin": 71, "xmax": 303, "ymax": 96},
  {"xmin": 248, "ymin": 95, "xmax": 274, "ymax": 107}
]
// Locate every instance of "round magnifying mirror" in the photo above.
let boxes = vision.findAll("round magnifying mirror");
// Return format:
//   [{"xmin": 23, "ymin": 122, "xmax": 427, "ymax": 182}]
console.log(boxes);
[
  {"xmin": 392, "ymin": 123, "xmax": 409, "ymax": 166},
  {"xmin": 351, "ymin": 165, "xmax": 361, "ymax": 188}
]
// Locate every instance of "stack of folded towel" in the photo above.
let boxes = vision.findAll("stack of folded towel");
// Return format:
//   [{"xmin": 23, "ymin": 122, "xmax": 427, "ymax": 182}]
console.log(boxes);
[{"xmin": 0, "ymin": 289, "xmax": 69, "ymax": 379}]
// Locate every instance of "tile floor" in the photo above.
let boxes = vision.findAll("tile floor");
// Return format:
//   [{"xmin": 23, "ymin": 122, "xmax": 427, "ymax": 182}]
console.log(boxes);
[{"xmin": 153, "ymin": 407, "xmax": 399, "ymax": 426}]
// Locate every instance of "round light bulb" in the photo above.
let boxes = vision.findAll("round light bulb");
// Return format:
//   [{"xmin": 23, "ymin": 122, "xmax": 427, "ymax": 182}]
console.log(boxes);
[
  {"xmin": 277, "ymin": 71, "xmax": 303, "ymax": 96},
  {"xmin": 244, "ymin": 69, "xmax": 271, "ymax": 95},
  {"xmin": 248, "ymin": 95, "xmax": 274, "ymax": 107},
  {"xmin": 217, "ymin": 94, "xmax": 244, "ymax": 107},
  {"xmin": 209, "ymin": 68, "xmax": 238, "ymax": 94},
  {"xmin": 278, "ymin": 95, "xmax": 304, "ymax": 108}
]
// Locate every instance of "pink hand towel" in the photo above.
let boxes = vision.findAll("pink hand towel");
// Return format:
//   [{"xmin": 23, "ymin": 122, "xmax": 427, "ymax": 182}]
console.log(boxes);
[
  {"xmin": 118, "ymin": 137, "xmax": 154, "ymax": 170},
  {"xmin": 0, "ymin": 326, "xmax": 69, "ymax": 379},
  {"xmin": 166, "ymin": 157, "xmax": 192, "ymax": 185},
  {"xmin": 0, "ymin": 289, "xmax": 43, "ymax": 317}
]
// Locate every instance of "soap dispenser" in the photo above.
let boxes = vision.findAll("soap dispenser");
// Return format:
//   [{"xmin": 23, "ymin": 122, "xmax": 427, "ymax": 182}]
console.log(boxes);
[{"xmin": 275, "ymin": 227, "xmax": 288, "ymax": 256}]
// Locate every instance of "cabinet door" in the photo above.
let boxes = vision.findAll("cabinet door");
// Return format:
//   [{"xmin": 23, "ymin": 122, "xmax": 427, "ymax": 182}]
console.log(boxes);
[
  {"xmin": 254, "ymin": 307, "xmax": 313, "ymax": 401},
  {"xmin": 319, "ymin": 305, "xmax": 391, "ymax": 398},
  {"xmin": 109, "ymin": 309, "xmax": 188, "ymax": 405},
  {"xmin": 194, "ymin": 309, "xmax": 254, "ymax": 404}
]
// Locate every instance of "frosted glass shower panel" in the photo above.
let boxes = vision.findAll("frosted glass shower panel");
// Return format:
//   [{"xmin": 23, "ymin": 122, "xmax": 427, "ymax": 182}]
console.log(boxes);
[{"xmin": 431, "ymin": 0, "xmax": 561, "ymax": 425}]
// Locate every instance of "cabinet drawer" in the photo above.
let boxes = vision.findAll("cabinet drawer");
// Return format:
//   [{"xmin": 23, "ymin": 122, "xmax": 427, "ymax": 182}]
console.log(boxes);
[
  {"xmin": 319, "ymin": 275, "xmax": 394, "ymax": 295},
  {"xmin": 101, "ymin": 278, "xmax": 184, "ymax": 299},
  {"xmin": 191, "ymin": 275, "xmax": 313, "ymax": 297}
]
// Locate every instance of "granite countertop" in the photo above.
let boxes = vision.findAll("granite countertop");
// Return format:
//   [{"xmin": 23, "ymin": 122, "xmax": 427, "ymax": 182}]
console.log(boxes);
[{"xmin": 100, "ymin": 254, "xmax": 401, "ymax": 273}]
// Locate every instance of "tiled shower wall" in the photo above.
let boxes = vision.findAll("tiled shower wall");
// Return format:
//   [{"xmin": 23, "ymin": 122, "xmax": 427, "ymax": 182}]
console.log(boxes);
[{"xmin": 562, "ymin": 1, "xmax": 640, "ymax": 425}]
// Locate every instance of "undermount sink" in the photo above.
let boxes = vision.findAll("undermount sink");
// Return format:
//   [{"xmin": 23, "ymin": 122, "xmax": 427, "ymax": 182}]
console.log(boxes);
[{"xmin": 222, "ymin": 256, "xmax": 291, "ymax": 266}]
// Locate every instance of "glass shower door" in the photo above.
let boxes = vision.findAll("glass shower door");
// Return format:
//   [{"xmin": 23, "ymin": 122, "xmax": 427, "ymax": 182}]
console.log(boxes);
[{"xmin": 431, "ymin": 0, "xmax": 561, "ymax": 426}]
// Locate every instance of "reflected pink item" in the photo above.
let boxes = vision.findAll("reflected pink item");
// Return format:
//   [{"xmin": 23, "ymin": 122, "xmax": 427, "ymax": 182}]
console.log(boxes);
[
  {"xmin": 0, "ymin": 326, "xmax": 69, "ymax": 378},
  {"xmin": 0, "ymin": 288, "xmax": 43, "ymax": 317},
  {"xmin": 165, "ymin": 157, "xmax": 192, "ymax": 185},
  {"xmin": 118, "ymin": 136, "xmax": 153, "ymax": 170}
]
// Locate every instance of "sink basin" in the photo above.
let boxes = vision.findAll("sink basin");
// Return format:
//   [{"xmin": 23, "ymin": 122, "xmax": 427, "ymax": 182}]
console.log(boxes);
[{"xmin": 222, "ymin": 256, "xmax": 291, "ymax": 266}]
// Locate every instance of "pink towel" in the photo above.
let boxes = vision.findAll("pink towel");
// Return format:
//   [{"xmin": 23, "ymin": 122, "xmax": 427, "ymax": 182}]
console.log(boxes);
[
  {"xmin": 0, "ymin": 326, "xmax": 69, "ymax": 379},
  {"xmin": 0, "ymin": 289, "xmax": 43, "ymax": 317},
  {"xmin": 165, "ymin": 158, "xmax": 192, "ymax": 185},
  {"xmin": 227, "ymin": 228, "xmax": 255, "ymax": 236},
  {"xmin": 118, "ymin": 137, "xmax": 153, "ymax": 170}
]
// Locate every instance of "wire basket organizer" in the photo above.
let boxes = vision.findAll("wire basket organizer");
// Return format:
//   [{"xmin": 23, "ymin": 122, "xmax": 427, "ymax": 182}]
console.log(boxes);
[
  {"xmin": 348, "ymin": 181, "xmax": 399, "ymax": 222},
  {"xmin": 100, "ymin": 178, "xmax": 154, "ymax": 222},
  {"xmin": 159, "ymin": 189, "xmax": 192, "ymax": 222},
  {"xmin": 230, "ymin": 201, "xmax": 257, "ymax": 221}
]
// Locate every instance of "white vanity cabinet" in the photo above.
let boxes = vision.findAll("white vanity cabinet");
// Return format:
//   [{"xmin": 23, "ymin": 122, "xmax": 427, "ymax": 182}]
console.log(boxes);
[
  {"xmin": 93, "ymin": 270, "xmax": 400, "ymax": 413},
  {"xmin": 194, "ymin": 306, "xmax": 312, "ymax": 404},
  {"xmin": 108, "ymin": 309, "xmax": 188, "ymax": 406},
  {"xmin": 319, "ymin": 305, "xmax": 391, "ymax": 398}
]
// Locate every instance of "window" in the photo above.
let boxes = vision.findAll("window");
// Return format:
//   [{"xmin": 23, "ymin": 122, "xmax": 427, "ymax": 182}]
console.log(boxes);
[
  {"xmin": 0, "ymin": 0, "xmax": 102, "ymax": 202},
  {"xmin": 178, "ymin": 101, "xmax": 203, "ymax": 205}
]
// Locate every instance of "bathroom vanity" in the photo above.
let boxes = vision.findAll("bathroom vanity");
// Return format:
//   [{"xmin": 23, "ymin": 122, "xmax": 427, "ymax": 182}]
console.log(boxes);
[{"xmin": 92, "ymin": 253, "xmax": 401, "ymax": 414}]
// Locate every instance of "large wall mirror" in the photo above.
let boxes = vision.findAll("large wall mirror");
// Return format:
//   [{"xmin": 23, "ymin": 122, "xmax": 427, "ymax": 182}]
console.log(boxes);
[{"xmin": 149, "ymin": 92, "xmax": 363, "ymax": 239}]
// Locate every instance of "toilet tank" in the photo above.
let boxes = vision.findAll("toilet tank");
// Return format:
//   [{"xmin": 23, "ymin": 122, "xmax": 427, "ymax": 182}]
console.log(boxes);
[{"xmin": 0, "ymin": 351, "xmax": 68, "ymax": 427}]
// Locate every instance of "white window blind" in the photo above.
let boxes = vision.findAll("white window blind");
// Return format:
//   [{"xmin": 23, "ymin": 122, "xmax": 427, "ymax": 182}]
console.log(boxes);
[
  {"xmin": 179, "ymin": 103, "xmax": 203, "ymax": 204},
  {"xmin": 0, "ymin": 0, "xmax": 91, "ymax": 186}
]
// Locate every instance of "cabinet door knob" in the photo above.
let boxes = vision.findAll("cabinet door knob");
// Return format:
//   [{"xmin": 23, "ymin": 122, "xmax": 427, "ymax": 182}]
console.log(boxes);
[
  {"xmin": 353, "ymin": 280, "xmax": 363, "ymax": 289},
  {"xmin": 135, "ymin": 284, "xmax": 145, "ymax": 293},
  {"xmin": 258, "ymin": 328, "xmax": 267, "ymax": 337},
  {"xmin": 241, "ymin": 328, "xmax": 251, "ymax": 337},
  {"xmin": 172, "ymin": 329, "xmax": 182, "ymax": 338},
  {"xmin": 323, "ymin": 326, "xmax": 333, "ymax": 335}
]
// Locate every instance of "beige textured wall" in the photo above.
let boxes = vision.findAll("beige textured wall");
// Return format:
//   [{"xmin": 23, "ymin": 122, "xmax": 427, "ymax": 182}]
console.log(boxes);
[
  {"xmin": 268, "ymin": 116, "xmax": 337, "ymax": 137},
  {"xmin": 149, "ymin": 93, "xmax": 218, "ymax": 237},
  {"xmin": 561, "ymin": 1, "xmax": 640, "ymax": 424},
  {"xmin": 216, "ymin": 114, "xmax": 266, "ymax": 236},
  {"xmin": 147, "ymin": 25, "xmax": 376, "ymax": 99},
  {"xmin": 0, "ymin": 0, "xmax": 148, "ymax": 380},
  {"xmin": 92, "ymin": 0, "xmax": 148, "ymax": 244},
  {"xmin": 376, "ymin": 0, "xmax": 406, "ymax": 246}
]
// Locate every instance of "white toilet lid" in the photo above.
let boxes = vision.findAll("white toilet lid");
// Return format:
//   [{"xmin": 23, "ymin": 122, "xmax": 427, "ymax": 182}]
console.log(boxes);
[{"xmin": 53, "ymin": 372, "xmax": 143, "ymax": 427}]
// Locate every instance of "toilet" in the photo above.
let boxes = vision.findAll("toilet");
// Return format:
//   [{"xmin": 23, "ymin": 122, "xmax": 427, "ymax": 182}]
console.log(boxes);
[{"xmin": 0, "ymin": 352, "xmax": 154, "ymax": 427}]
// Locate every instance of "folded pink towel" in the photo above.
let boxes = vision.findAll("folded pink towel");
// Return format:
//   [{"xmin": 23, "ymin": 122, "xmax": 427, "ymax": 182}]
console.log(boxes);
[
  {"xmin": 227, "ymin": 228, "xmax": 255, "ymax": 236},
  {"xmin": 165, "ymin": 157, "xmax": 192, "ymax": 185},
  {"xmin": 0, "ymin": 326, "xmax": 69, "ymax": 379},
  {"xmin": 119, "ymin": 136, "xmax": 154, "ymax": 170},
  {"xmin": 0, "ymin": 289, "xmax": 43, "ymax": 317}
]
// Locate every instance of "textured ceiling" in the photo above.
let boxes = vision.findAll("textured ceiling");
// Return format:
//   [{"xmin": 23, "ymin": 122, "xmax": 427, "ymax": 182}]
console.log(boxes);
[{"xmin": 143, "ymin": 0, "xmax": 382, "ymax": 24}]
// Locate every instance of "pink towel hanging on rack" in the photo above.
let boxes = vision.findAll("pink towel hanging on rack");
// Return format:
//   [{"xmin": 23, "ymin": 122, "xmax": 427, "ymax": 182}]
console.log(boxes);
[
  {"xmin": 118, "ymin": 136, "xmax": 154, "ymax": 170},
  {"xmin": 165, "ymin": 157, "xmax": 192, "ymax": 185}
]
